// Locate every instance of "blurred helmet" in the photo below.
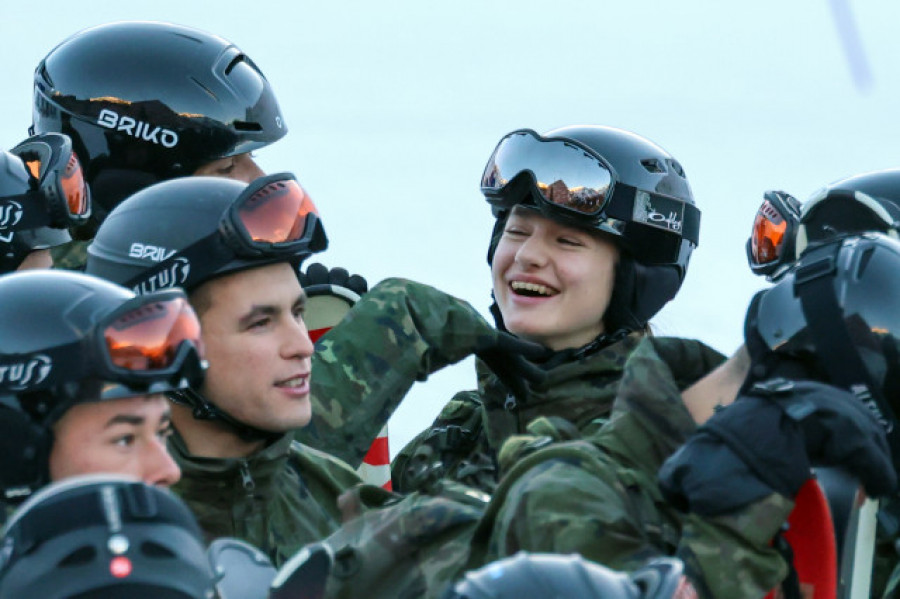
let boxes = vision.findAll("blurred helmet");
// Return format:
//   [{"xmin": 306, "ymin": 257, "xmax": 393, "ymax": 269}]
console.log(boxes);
[
  {"xmin": 483, "ymin": 125, "xmax": 699, "ymax": 335},
  {"xmin": 752, "ymin": 233, "xmax": 900, "ymax": 464},
  {"xmin": 444, "ymin": 553, "xmax": 696, "ymax": 599},
  {"xmin": 0, "ymin": 475, "xmax": 215, "ymax": 598},
  {"xmin": 32, "ymin": 20, "xmax": 287, "ymax": 224},
  {"xmin": 0, "ymin": 270, "xmax": 204, "ymax": 501}
]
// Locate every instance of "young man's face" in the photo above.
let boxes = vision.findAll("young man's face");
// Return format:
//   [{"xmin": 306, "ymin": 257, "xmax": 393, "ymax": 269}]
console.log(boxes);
[
  {"xmin": 195, "ymin": 261, "xmax": 315, "ymax": 433},
  {"xmin": 49, "ymin": 394, "xmax": 180, "ymax": 486}
]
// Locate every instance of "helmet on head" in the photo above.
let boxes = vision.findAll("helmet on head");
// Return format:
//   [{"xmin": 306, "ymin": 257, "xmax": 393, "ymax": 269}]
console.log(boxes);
[
  {"xmin": 85, "ymin": 174, "xmax": 325, "ymax": 441},
  {"xmin": 750, "ymin": 232, "xmax": 900, "ymax": 465},
  {"xmin": 86, "ymin": 174, "xmax": 326, "ymax": 295},
  {"xmin": 746, "ymin": 169, "xmax": 900, "ymax": 282},
  {"xmin": 0, "ymin": 270, "xmax": 204, "ymax": 502},
  {"xmin": 483, "ymin": 125, "xmax": 699, "ymax": 336},
  {"xmin": 0, "ymin": 131, "xmax": 93, "ymax": 272},
  {"xmin": 32, "ymin": 20, "xmax": 287, "ymax": 225},
  {"xmin": 443, "ymin": 552, "xmax": 695, "ymax": 599},
  {"xmin": 0, "ymin": 475, "xmax": 215, "ymax": 598}
]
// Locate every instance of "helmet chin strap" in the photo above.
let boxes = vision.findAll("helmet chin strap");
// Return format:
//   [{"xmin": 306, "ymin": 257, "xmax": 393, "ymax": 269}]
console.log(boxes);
[{"xmin": 167, "ymin": 388, "xmax": 281, "ymax": 444}]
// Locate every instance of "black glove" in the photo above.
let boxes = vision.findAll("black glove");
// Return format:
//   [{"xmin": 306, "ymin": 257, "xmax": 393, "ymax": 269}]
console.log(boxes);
[
  {"xmin": 475, "ymin": 331, "xmax": 550, "ymax": 406},
  {"xmin": 659, "ymin": 378, "xmax": 897, "ymax": 516},
  {"xmin": 298, "ymin": 262, "xmax": 368, "ymax": 297}
]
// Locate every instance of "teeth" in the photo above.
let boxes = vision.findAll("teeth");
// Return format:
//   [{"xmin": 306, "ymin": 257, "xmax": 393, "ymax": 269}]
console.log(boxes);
[
  {"xmin": 279, "ymin": 376, "xmax": 306, "ymax": 388},
  {"xmin": 510, "ymin": 281, "xmax": 555, "ymax": 296}
]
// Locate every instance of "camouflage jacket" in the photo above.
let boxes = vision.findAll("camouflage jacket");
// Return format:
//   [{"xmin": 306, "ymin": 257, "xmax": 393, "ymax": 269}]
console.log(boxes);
[
  {"xmin": 168, "ymin": 429, "xmax": 361, "ymax": 568},
  {"xmin": 478, "ymin": 336, "xmax": 794, "ymax": 599},
  {"xmin": 298, "ymin": 278, "xmax": 506, "ymax": 467},
  {"xmin": 50, "ymin": 239, "xmax": 89, "ymax": 271},
  {"xmin": 392, "ymin": 334, "xmax": 717, "ymax": 494}
]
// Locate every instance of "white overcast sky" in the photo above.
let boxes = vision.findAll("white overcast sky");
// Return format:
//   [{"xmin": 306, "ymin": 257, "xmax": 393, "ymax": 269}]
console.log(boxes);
[{"xmin": 3, "ymin": 1, "xmax": 900, "ymax": 454}]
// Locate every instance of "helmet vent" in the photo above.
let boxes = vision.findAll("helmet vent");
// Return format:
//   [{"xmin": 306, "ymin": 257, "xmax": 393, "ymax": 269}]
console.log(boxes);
[
  {"xmin": 57, "ymin": 546, "xmax": 96, "ymax": 568},
  {"xmin": 141, "ymin": 540, "xmax": 176, "ymax": 558},
  {"xmin": 641, "ymin": 159, "xmax": 666, "ymax": 174},
  {"xmin": 224, "ymin": 55, "xmax": 247, "ymax": 76},
  {"xmin": 233, "ymin": 121, "xmax": 263, "ymax": 132},
  {"xmin": 667, "ymin": 159, "xmax": 686, "ymax": 177}
]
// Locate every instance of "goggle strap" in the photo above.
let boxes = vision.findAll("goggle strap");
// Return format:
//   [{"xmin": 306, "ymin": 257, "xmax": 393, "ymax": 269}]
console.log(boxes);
[
  {"xmin": 794, "ymin": 243, "xmax": 897, "ymax": 426},
  {"xmin": 123, "ymin": 232, "xmax": 231, "ymax": 295},
  {"xmin": 0, "ymin": 192, "xmax": 57, "ymax": 231},
  {"xmin": 606, "ymin": 183, "xmax": 701, "ymax": 246},
  {"xmin": 0, "ymin": 342, "xmax": 86, "ymax": 394}
]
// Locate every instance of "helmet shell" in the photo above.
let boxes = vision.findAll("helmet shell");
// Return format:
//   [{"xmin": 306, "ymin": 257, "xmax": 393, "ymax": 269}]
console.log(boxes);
[
  {"xmin": 32, "ymin": 21, "xmax": 286, "ymax": 217},
  {"xmin": 0, "ymin": 475, "xmax": 215, "ymax": 598},
  {"xmin": 85, "ymin": 176, "xmax": 311, "ymax": 293}
]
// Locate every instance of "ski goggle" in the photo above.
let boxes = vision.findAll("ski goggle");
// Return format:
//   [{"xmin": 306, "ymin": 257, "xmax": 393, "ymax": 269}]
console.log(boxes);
[
  {"xmin": 481, "ymin": 129, "xmax": 700, "ymax": 264},
  {"xmin": 6, "ymin": 133, "xmax": 91, "ymax": 228},
  {"xmin": 126, "ymin": 172, "xmax": 327, "ymax": 294},
  {"xmin": 0, "ymin": 289, "xmax": 204, "ymax": 396},
  {"xmin": 745, "ymin": 190, "xmax": 801, "ymax": 280}
]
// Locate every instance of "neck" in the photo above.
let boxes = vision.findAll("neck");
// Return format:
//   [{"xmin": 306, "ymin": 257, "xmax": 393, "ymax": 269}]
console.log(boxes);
[
  {"xmin": 171, "ymin": 403, "xmax": 267, "ymax": 459},
  {"xmin": 681, "ymin": 345, "xmax": 750, "ymax": 425}
]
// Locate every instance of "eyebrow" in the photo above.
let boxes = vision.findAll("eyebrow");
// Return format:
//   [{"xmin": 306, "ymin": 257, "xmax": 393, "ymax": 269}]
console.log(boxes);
[
  {"xmin": 104, "ymin": 414, "xmax": 146, "ymax": 428},
  {"xmin": 238, "ymin": 304, "xmax": 280, "ymax": 328}
]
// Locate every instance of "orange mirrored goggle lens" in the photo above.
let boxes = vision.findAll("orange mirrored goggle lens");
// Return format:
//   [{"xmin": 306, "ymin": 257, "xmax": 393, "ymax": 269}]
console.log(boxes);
[
  {"xmin": 750, "ymin": 200, "xmax": 788, "ymax": 265},
  {"xmin": 238, "ymin": 179, "xmax": 317, "ymax": 244},
  {"xmin": 104, "ymin": 297, "xmax": 203, "ymax": 372},
  {"xmin": 61, "ymin": 153, "xmax": 89, "ymax": 217}
]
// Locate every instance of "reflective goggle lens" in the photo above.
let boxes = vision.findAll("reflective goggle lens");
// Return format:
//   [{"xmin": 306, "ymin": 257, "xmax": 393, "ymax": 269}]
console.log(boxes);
[
  {"xmin": 61, "ymin": 153, "xmax": 89, "ymax": 217},
  {"xmin": 238, "ymin": 179, "xmax": 317, "ymax": 244},
  {"xmin": 482, "ymin": 131, "xmax": 613, "ymax": 215},
  {"xmin": 750, "ymin": 200, "xmax": 789, "ymax": 265},
  {"xmin": 104, "ymin": 297, "xmax": 202, "ymax": 372}
]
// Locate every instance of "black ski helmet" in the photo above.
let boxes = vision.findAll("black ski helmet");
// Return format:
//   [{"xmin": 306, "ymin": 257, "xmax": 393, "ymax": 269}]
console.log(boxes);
[
  {"xmin": 0, "ymin": 270, "xmax": 204, "ymax": 502},
  {"xmin": 444, "ymin": 553, "xmax": 695, "ymax": 599},
  {"xmin": 0, "ymin": 146, "xmax": 71, "ymax": 272},
  {"xmin": 750, "ymin": 233, "xmax": 900, "ymax": 467},
  {"xmin": 0, "ymin": 475, "xmax": 215, "ymax": 598},
  {"xmin": 85, "ymin": 174, "xmax": 326, "ymax": 295},
  {"xmin": 32, "ymin": 20, "xmax": 287, "ymax": 224},
  {"xmin": 796, "ymin": 168, "xmax": 900, "ymax": 255},
  {"xmin": 484, "ymin": 125, "xmax": 698, "ymax": 336}
]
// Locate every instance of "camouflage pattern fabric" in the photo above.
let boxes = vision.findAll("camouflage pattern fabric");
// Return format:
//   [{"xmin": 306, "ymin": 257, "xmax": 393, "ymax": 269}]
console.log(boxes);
[
  {"xmin": 302, "ymin": 480, "xmax": 489, "ymax": 599},
  {"xmin": 299, "ymin": 278, "xmax": 509, "ymax": 467},
  {"xmin": 50, "ymin": 239, "xmax": 89, "ymax": 271},
  {"xmin": 477, "ymin": 337, "xmax": 794, "ymax": 598},
  {"xmin": 392, "ymin": 335, "xmax": 721, "ymax": 495},
  {"xmin": 168, "ymin": 429, "xmax": 361, "ymax": 568}
]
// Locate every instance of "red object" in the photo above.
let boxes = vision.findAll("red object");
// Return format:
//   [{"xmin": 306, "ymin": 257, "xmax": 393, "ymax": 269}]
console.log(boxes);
[
  {"xmin": 765, "ymin": 478, "xmax": 838, "ymax": 599},
  {"xmin": 109, "ymin": 556, "xmax": 133, "ymax": 579}
]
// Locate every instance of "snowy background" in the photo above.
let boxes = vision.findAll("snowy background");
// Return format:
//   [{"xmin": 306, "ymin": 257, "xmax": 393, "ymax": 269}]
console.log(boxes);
[{"xmin": 3, "ymin": 1, "xmax": 900, "ymax": 455}]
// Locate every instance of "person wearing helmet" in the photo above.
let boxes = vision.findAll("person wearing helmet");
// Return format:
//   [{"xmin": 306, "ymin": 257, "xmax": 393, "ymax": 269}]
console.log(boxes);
[
  {"xmin": 31, "ymin": 20, "xmax": 286, "ymax": 270},
  {"xmin": 0, "ymin": 132, "xmax": 90, "ymax": 272},
  {"xmin": 84, "ymin": 173, "xmax": 367, "ymax": 567},
  {"xmin": 387, "ymin": 124, "xmax": 720, "ymax": 494},
  {"xmin": 445, "ymin": 552, "xmax": 697, "ymax": 599},
  {"xmin": 480, "ymin": 233, "xmax": 898, "ymax": 598},
  {"xmin": 0, "ymin": 270, "xmax": 204, "ymax": 508}
]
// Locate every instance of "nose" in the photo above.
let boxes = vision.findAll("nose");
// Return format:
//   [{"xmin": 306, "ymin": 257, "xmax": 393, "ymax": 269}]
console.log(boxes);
[
  {"xmin": 232, "ymin": 154, "xmax": 266, "ymax": 183},
  {"xmin": 514, "ymin": 232, "xmax": 549, "ymax": 268},
  {"xmin": 144, "ymin": 437, "xmax": 181, "ymax": 487},
  {"xmin": 282, "ymin": 314, "xmax": 315, "ymax": 360}
]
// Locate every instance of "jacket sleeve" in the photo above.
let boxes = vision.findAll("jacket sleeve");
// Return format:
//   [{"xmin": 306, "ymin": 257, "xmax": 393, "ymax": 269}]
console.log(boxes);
[
  {"xmin": 484, "ymin": 444, "xmax": 792, "ymax": 599},
  {"xmin": 296, "ymin": 278, "xmax": 496, "ymax": 467}
]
